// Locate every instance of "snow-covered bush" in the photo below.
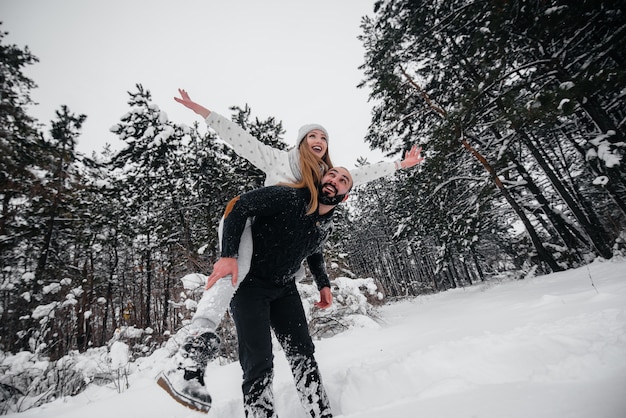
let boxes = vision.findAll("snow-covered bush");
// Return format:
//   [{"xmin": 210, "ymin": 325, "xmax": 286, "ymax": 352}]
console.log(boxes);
[
  {"xmin": 0, "ymin": 349, "xmax": 94, "ymax": 414},
  {"xmin": 106, "ymin": 325, "xmax": 159, "ymax": 360},
  {"xmin": 109, "ymin": 341, "xmax": 130, "ymax": 393},
  {"xmin": 0, "ymin": 338, "xmax": 141, "ymax": 413},
  {"xmin": 298, "ymin": 276, "xmax": 383, "ymax": 339}
]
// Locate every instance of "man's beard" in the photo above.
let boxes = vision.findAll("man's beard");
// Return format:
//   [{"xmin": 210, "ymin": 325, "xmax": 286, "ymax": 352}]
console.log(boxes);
[{"xmin": 318, "ymin": 182, "xmax": 346, "ymax": 206}]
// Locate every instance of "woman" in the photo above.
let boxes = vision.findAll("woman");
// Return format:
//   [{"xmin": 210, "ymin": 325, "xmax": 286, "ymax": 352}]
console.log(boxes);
[{"xmin": 174, "ymin": 89, "xmax": 423, "ymax": 191}]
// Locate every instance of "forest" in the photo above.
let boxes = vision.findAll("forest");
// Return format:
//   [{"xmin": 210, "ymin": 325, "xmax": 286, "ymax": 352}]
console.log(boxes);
[{"xmin": 1, "ymin": 0, "xmax": 624, "ymax": 366}]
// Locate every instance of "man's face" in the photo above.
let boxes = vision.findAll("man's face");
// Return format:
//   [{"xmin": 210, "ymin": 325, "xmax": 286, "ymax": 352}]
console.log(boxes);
[{"xmin": 320, "ymin": 167, "xmax": 352, "ymax": 201}]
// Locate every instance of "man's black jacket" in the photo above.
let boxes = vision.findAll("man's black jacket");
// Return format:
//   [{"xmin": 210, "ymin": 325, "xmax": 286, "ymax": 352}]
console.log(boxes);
[{"xmin": 221, "ymin": 185, "xmax": 333, "ymax": 290}]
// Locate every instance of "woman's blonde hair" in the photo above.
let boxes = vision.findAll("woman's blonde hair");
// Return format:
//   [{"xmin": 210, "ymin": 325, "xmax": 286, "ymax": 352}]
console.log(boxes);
[{"xmin": 283, "ymin": 138, "xmax": 334, "ymax": 215}]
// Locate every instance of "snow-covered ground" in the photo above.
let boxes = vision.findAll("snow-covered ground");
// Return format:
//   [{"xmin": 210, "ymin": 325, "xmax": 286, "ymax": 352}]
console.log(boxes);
[{"xmin": 5, "ymin": 258, "xmax": 626, "ymax": 418}]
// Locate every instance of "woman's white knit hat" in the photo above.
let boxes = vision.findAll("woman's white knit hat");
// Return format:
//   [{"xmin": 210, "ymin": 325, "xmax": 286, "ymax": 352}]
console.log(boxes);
[{"xmin": 297, "ymin": 124, "xmax": 329, "ymax": 144}]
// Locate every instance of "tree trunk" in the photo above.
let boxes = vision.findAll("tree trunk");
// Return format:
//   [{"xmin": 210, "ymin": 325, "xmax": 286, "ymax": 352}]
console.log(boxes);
[
  {"xmin": 35, "ymin": 211, "xmax": 56, "ymax": 283},
  {"xmin": 145, "ymin": 246, "xmax": 152, "ymax": 328},
  {"xmin": 520, "ymin": 130, "xmax": 614, "ymax": 259},
  {"xmin": 471, "ymin": 247, "xmax": 485, "ymax": 282},
  {"xmin": 510, "ymin": 152, "xmax": 588, "ymax": 254},
  {"xmin": 461, "ymin": 136, "xmax": 564, "ymax": 272}
]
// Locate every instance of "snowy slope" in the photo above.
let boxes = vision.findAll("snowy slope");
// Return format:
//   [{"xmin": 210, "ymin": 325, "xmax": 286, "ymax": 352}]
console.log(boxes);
[{"xmin": 5, "ymin": 258, "xmax": 626, "ymax": 418}]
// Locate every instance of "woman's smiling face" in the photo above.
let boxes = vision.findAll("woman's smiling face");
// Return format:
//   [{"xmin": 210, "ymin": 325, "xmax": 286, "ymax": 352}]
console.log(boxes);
[{"xmin": 304, "ymin": 129, "xmax": 328, "ymax": 158}]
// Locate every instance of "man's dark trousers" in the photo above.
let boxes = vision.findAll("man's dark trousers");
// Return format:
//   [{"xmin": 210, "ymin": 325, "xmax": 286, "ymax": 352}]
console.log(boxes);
[{"xmin": 230, "ymin": 276, "xmax": 332, "ymax": 417}]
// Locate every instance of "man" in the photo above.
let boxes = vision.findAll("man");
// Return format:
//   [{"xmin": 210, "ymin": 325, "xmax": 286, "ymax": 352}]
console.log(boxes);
[{"xmin": 159, "ymin": 167, "xmax": 353, "ymax": 417}]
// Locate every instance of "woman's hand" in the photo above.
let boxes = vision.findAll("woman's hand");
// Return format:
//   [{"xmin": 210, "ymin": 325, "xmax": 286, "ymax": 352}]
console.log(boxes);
[
  {"xmin": 174, "ymin": 89, "xmax": 211, "ymax": 119},
  {"xmin": 400, "ymin": 145, "xmax": 424, "ymax": 169}
]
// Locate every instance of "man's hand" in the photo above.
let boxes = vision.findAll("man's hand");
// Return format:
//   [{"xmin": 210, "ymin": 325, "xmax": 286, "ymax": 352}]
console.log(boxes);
[
  {"xmin": 314, "ymin": 287, "xmax": 333, "ymax": 309},
  {"xmin": 174, "ymin": 89, "xmax": 211, "ymax": 119},
  {"xmin": 205, "ymin": 257, "xmax": 238, "ymax": 290},
  {"xmin": 400, "ymin": 145, "xmax": 424, "ymax": 169}
]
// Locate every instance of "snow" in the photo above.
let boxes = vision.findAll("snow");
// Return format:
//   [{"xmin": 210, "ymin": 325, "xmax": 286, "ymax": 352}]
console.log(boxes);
[
  {"xmin": 30, "ymin": 303, "xmax": 58, "ymax": 320},
  {"xmin": 180, "ymin": 273, "xmax": 207, "ymax": 292},
  {"xmin": 4, "ymin": 258, "xmax": 626, "ymax": 418},
  {"xmin": 590, "ymin": 131, "xmax": 622, "ymax": 168},
  {"xmin": 42, "ymin": 283, "xmax": 61, "ymax": 295},
  {"xmin": 558, "ymin": 98, "xmax": 570, "ymax": 110},
  {"xmin": 593, "ymin": 176, "xmax": 610, "ymax": 186},
  {"xmin": 109, "ymin": 342, "xmax": 130, "ymax": 370}
]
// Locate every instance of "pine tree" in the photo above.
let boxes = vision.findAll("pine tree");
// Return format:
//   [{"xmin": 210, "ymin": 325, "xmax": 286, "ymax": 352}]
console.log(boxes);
[
  {"xmin": 109, "ymin": 84, "xmax": 189, "ymax": 330},
  {"xmin": 357, "ymin": 0, "xmax": 625, "ymax": 274},
  {"xmin": 0, "ymin": 25, "xmax": 43, "ymax": 272}
]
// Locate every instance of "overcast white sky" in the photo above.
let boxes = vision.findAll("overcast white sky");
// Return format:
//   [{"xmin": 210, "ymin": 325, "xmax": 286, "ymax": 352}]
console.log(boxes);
[{"xmin": 2, "ymin": 0, "xmax": 393, "ymax": 168}]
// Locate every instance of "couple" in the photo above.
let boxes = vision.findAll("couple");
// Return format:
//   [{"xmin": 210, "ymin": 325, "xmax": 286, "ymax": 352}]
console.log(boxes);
[{"xmin": 158, "ymin": 90, "xmax": 423, "ymax": 417}]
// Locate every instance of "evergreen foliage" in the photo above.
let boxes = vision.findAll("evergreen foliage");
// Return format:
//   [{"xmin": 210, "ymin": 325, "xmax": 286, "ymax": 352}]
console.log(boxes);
[{"xmin": 352, "ymin": 0, "xmax": 625, "ymax": 284}]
